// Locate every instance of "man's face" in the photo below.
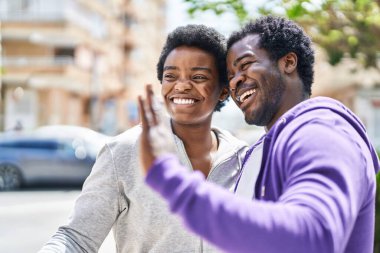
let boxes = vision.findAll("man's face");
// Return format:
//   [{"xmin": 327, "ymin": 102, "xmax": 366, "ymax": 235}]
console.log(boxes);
[
  {"xmin": 227, "ymin": 34, "xmax": 286, "ymax": 128},
  {"xmin": 161, "ymin": 46, "xmax": 224, "ymax": 126}
]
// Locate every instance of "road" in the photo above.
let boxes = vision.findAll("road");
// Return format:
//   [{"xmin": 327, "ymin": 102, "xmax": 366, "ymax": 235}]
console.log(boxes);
[{"xmin": 0, "ymin": 189, "xmax": 115, "ymax": 253}]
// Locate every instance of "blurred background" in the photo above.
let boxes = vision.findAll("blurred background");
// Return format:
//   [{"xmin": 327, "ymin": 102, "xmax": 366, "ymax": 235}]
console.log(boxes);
[{"xmin": 0, "ymin": 0, "xmax": 379, "ymax": 252}]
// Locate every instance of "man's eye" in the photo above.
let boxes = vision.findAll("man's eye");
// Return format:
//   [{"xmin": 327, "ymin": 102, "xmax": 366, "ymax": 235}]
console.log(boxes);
[{"xmin": 241, "ymin": 62, "xmax": 252, "ymax": 71}]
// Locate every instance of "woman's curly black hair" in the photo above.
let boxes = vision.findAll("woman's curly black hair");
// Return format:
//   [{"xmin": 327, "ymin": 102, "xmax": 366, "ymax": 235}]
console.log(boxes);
[
  {"xmin": 157, "ymin": 24, "xmax": 228, "ymax": 111},
  {"xmin": 227, "ymin": 16, "xmax": 315, "ymax": 96}
]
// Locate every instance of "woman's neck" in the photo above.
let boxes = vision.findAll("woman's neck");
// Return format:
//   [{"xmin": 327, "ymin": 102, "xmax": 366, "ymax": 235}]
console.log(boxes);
[
  {"xmin": 171, "ymin": 120, "xmax": 217, "ymax": 176},
  {"xmin": 171, "ymin": 121, "xmax": 213, "ymax": 150}
]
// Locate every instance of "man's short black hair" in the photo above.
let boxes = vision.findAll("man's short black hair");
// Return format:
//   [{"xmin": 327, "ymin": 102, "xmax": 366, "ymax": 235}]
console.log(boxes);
[
  {"xmin": 157, "ymin": 24, "xmax": 228, "ymax": 111},
  {"xmin": 227, "ymin": 16, "xmax": 314, "ymax": 96}
]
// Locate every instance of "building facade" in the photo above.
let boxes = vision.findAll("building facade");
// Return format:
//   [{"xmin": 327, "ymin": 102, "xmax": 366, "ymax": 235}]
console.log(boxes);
[{"xmin": 0, "ymin": 0, "xmax": 166, "ymax": 135}]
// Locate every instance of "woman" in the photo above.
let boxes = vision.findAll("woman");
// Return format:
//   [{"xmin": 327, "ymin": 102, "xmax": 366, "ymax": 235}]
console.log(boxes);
[{"xmin": 39, "ymin": 24, "xmax": 248, "ymax": 253}]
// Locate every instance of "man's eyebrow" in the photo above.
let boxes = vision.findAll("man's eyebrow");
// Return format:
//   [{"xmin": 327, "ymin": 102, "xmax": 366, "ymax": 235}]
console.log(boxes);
[
  {"xmin": 163, "ymin": 66, "xmax": 177, "ymax": 71},
  {"xmin": 233, "ymin": 53, "xmax": 253, "ymax": 67},
  {"xmin": 191, "ymin": 67, "xmax": 212, "ymax": 73}
]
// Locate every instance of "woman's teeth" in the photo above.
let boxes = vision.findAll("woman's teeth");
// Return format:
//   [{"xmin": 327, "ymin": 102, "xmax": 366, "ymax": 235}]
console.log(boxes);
[
  {"xmin": 173, "ymin": 98, "xmax": 195, "ymax": 104},
  {"xmin": 238, "ymin": 89, "xmax": 256, "ymax": 103}
]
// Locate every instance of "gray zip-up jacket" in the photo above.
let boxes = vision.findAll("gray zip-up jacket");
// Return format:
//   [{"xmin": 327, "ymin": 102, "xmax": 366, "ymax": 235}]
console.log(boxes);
[{"xmin": 39, "ymin": 123, "xmax": 248, "ymax": 253}]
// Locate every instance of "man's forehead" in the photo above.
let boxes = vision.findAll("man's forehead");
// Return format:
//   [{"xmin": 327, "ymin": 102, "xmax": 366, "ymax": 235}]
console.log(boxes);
[
  {"xmin": 227, "ymin": 34, "xmax": 261, "ymax": 67},
  {"xmin": 231, "ymin": 34, "xmax": 260, "ymax": 51}
]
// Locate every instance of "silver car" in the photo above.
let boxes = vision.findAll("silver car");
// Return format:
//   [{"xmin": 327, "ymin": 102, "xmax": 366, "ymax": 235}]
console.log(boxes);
[{"xmin": 0, "ymin": 125, "xmax": 109, "ymax": 190}]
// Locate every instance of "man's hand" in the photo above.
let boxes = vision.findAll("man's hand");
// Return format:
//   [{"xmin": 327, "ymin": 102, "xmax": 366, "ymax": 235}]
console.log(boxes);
[{"xmin": 138, "ymin": 84, "xmax": 176, "ymax": 175}]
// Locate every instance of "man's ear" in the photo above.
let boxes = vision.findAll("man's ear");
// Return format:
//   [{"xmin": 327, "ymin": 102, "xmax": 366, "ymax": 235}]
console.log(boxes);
[
  {"xmin": 219, "ymin": 87, "xmax": 230, "ymax": 101},
  {"xmin": 279, "ymin": 52, "xmax": 297, "ymax": 74}
]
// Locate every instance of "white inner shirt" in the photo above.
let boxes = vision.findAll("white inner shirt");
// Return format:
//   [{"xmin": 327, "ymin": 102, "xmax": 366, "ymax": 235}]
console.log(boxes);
[{"xmin": 235, "ymin": 141, "xmax": 264, "ymax": 199}]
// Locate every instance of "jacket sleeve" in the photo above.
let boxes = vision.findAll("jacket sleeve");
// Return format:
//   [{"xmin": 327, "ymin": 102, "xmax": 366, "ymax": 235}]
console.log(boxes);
[
  {"xmin": 39, "ymin": 143, "xmax": 121, "ymax": 253},
  {"xmin": 145, "ymin": 121, "xmax": 375, "ymax": 253}
]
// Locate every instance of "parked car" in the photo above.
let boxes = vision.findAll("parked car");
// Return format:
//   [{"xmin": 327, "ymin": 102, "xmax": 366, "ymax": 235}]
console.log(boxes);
[{"xmin": 0, "ymin": 125, "xmax": 109, "ymax": 190}]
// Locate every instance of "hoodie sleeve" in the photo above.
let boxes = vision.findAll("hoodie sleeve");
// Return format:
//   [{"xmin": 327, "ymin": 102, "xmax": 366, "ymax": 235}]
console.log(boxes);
[
  {"xmin": 145, "ymin": 118, "xmax": 377, "ymax": 253},
  {"xmin": 39, "ymin": 144, "xmax": 120, "ymax": 253}
]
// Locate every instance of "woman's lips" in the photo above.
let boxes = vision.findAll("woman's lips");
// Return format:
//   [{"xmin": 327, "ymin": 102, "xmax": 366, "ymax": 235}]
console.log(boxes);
[{"xmin": 172, "ymin": 98, "xmax": 196, "ymax": 105}]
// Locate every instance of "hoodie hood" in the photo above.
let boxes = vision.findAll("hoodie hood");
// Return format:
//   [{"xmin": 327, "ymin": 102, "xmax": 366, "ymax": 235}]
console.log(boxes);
[{"xmin": 268, "ymin": 96, "xmax": 379, "ymax": 173}]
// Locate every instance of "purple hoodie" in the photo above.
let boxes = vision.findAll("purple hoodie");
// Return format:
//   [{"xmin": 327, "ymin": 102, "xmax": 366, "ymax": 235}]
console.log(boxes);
[{"xmin": 146, "ymin": 97, "xmax": 380, "ymax": 253}]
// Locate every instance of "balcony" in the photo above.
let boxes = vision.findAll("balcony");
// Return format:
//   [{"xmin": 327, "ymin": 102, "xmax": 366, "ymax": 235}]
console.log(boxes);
[
  {"xmin": 1, "ymin": 56, "xmax": 91, "ymax": 95},
  {"xmin": 0, "ymin": 0, "xmax": 108, "ymax": 39},
  {"xmin": 0, "ymin": 0, "xmax": 66, "ymax": 22},
  {"xmin": 2, "ymin": 55, "xmax": 90, "ymax": 82},
  {"xmin": 2, "ymin": 56, "xmax": 74, "ymax": 67}
]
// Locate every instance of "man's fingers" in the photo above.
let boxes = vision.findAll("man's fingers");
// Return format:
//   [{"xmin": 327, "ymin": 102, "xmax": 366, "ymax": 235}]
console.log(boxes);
[
  {"xmin": 139, "ymin": 85, "xmax": 159, "ymax": 129},
  {"xmin": 138, "ymin": 95, "xmax": 149, "ymax": 131},
  {"xmin": 145, "ymin": 84, "xmax": 158, "ymax": 126}
]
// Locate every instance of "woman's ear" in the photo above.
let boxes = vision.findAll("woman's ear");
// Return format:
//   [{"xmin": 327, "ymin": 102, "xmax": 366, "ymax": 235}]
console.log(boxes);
[
  {"xmin": 279, "ymin": 52, "xmax": 297, "ymax": 74},
  {"xmin": 219, "ymin": 87, "xmax": 230, "ymax": 101}
]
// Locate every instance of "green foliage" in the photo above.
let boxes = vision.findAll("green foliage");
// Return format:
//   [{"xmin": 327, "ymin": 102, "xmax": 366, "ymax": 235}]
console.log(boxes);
[
  {"xmin": 184, "ymin": 0, "xmax": 249, "ymax": 24},
  {"xmin": 183, "ymin": 0, "xmax": 380, "ymax": 69}
]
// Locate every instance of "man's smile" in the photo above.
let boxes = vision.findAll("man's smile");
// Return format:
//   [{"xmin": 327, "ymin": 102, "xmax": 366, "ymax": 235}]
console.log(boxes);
[{"xmin": 237, "ymin": 88, "xmax": 257, "ymax": 103}]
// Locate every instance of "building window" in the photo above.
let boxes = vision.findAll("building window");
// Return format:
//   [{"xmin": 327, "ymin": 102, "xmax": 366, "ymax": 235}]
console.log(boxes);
[{"xmin": 55, "ymin": 48, "xmax": 75, "ymax": 57}]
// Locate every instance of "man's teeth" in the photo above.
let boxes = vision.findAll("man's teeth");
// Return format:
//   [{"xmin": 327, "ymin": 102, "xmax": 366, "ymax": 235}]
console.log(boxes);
[
  {"xmin": 238, "ymin": 89, "xmax": 256, "ymax": 103},
  {"xmin": 173, "ymin": 98, "xmax": 195, "ymax": 104}
]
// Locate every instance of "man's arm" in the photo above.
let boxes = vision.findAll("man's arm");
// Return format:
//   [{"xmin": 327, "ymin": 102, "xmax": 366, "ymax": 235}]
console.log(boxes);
[{"xmin": 144, "ymin": 121, "xmax": 371, "ymax": 253}]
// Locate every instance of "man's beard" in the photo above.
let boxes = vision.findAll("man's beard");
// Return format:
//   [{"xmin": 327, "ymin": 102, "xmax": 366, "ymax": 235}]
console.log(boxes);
[{"xmin": 245, "ymin": 74, "xmax": 285, "ymax": 127}]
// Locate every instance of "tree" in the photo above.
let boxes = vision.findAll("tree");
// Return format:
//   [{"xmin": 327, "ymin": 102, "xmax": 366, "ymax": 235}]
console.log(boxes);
[{"xmin": 184, "ymin": 0, "xmax": 380, "ymax": 68}]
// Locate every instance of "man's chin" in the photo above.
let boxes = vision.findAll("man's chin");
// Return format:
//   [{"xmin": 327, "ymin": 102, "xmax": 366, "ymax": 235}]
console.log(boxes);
[
  {"xmin": 244, "ymin": 116, "xmax": 259, "ymax": 126},
  {"xmin": 244, "ymin": 113, "xmax": 267, "ymax": 127}
]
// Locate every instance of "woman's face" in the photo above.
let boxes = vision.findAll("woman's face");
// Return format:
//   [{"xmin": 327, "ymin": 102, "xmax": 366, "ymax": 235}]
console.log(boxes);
[{"xmin": 161, "ymin": 46, "xmax": 225, "ymax": 126}]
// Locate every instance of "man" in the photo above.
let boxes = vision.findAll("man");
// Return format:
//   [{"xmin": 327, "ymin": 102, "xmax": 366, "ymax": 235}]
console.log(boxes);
[{"xmin": 139, "ymin": 16, "xmax": 380, "ymax": 253}]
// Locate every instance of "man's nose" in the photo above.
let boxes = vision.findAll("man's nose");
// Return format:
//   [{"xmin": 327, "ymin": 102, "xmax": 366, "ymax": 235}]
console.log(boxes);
[{"xmin": 229, "ymin": 73, "xmax": 245, "ymax": 94}]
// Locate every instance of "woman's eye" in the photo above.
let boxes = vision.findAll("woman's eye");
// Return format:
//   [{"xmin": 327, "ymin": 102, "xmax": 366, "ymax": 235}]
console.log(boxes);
[
  {"xmin": 164, "ymin": 74, "xmax": 175, "ymax": 80},
  {"xmin": 193, "ymin": 75, "xmax": 207, "ymax": 80}
]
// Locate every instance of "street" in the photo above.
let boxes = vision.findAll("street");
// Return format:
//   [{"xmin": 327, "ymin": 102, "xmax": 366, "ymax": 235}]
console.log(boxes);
[{"xmin": 0, "ymin": 189, "xmax": 115, "ymax": 253}]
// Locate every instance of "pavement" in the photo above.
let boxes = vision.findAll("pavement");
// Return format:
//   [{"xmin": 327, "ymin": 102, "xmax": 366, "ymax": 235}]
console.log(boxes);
[{"xmin": 0, "ymin": 189, "xmax": 115, "ymax": 253}]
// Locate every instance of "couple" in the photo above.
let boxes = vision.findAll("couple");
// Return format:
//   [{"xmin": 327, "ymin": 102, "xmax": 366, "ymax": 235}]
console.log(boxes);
[{"xmin": 41, "ymin": 16, "xmax": 379, "ymax": 253}]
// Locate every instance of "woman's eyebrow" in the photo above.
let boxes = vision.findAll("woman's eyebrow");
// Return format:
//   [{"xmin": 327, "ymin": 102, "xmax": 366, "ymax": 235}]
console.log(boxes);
[
  {"xmin": 191, "ymin": 67, "xmax": 212, "ymax": 73},
  {"xmin": 163, "ymin": 66, "xmax": 178, "ymax": 71}
]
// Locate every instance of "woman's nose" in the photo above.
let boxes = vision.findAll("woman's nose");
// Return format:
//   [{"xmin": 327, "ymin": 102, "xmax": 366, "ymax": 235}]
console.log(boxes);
[{"xmin": 174, "ymin": 79, "xmax": 192, "ymax": 92}]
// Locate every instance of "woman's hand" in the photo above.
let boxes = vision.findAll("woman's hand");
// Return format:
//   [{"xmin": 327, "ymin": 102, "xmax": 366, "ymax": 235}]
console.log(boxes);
[{"xmin": 138, "ymin": 84, "xmax": 176, "ymax": 175}]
